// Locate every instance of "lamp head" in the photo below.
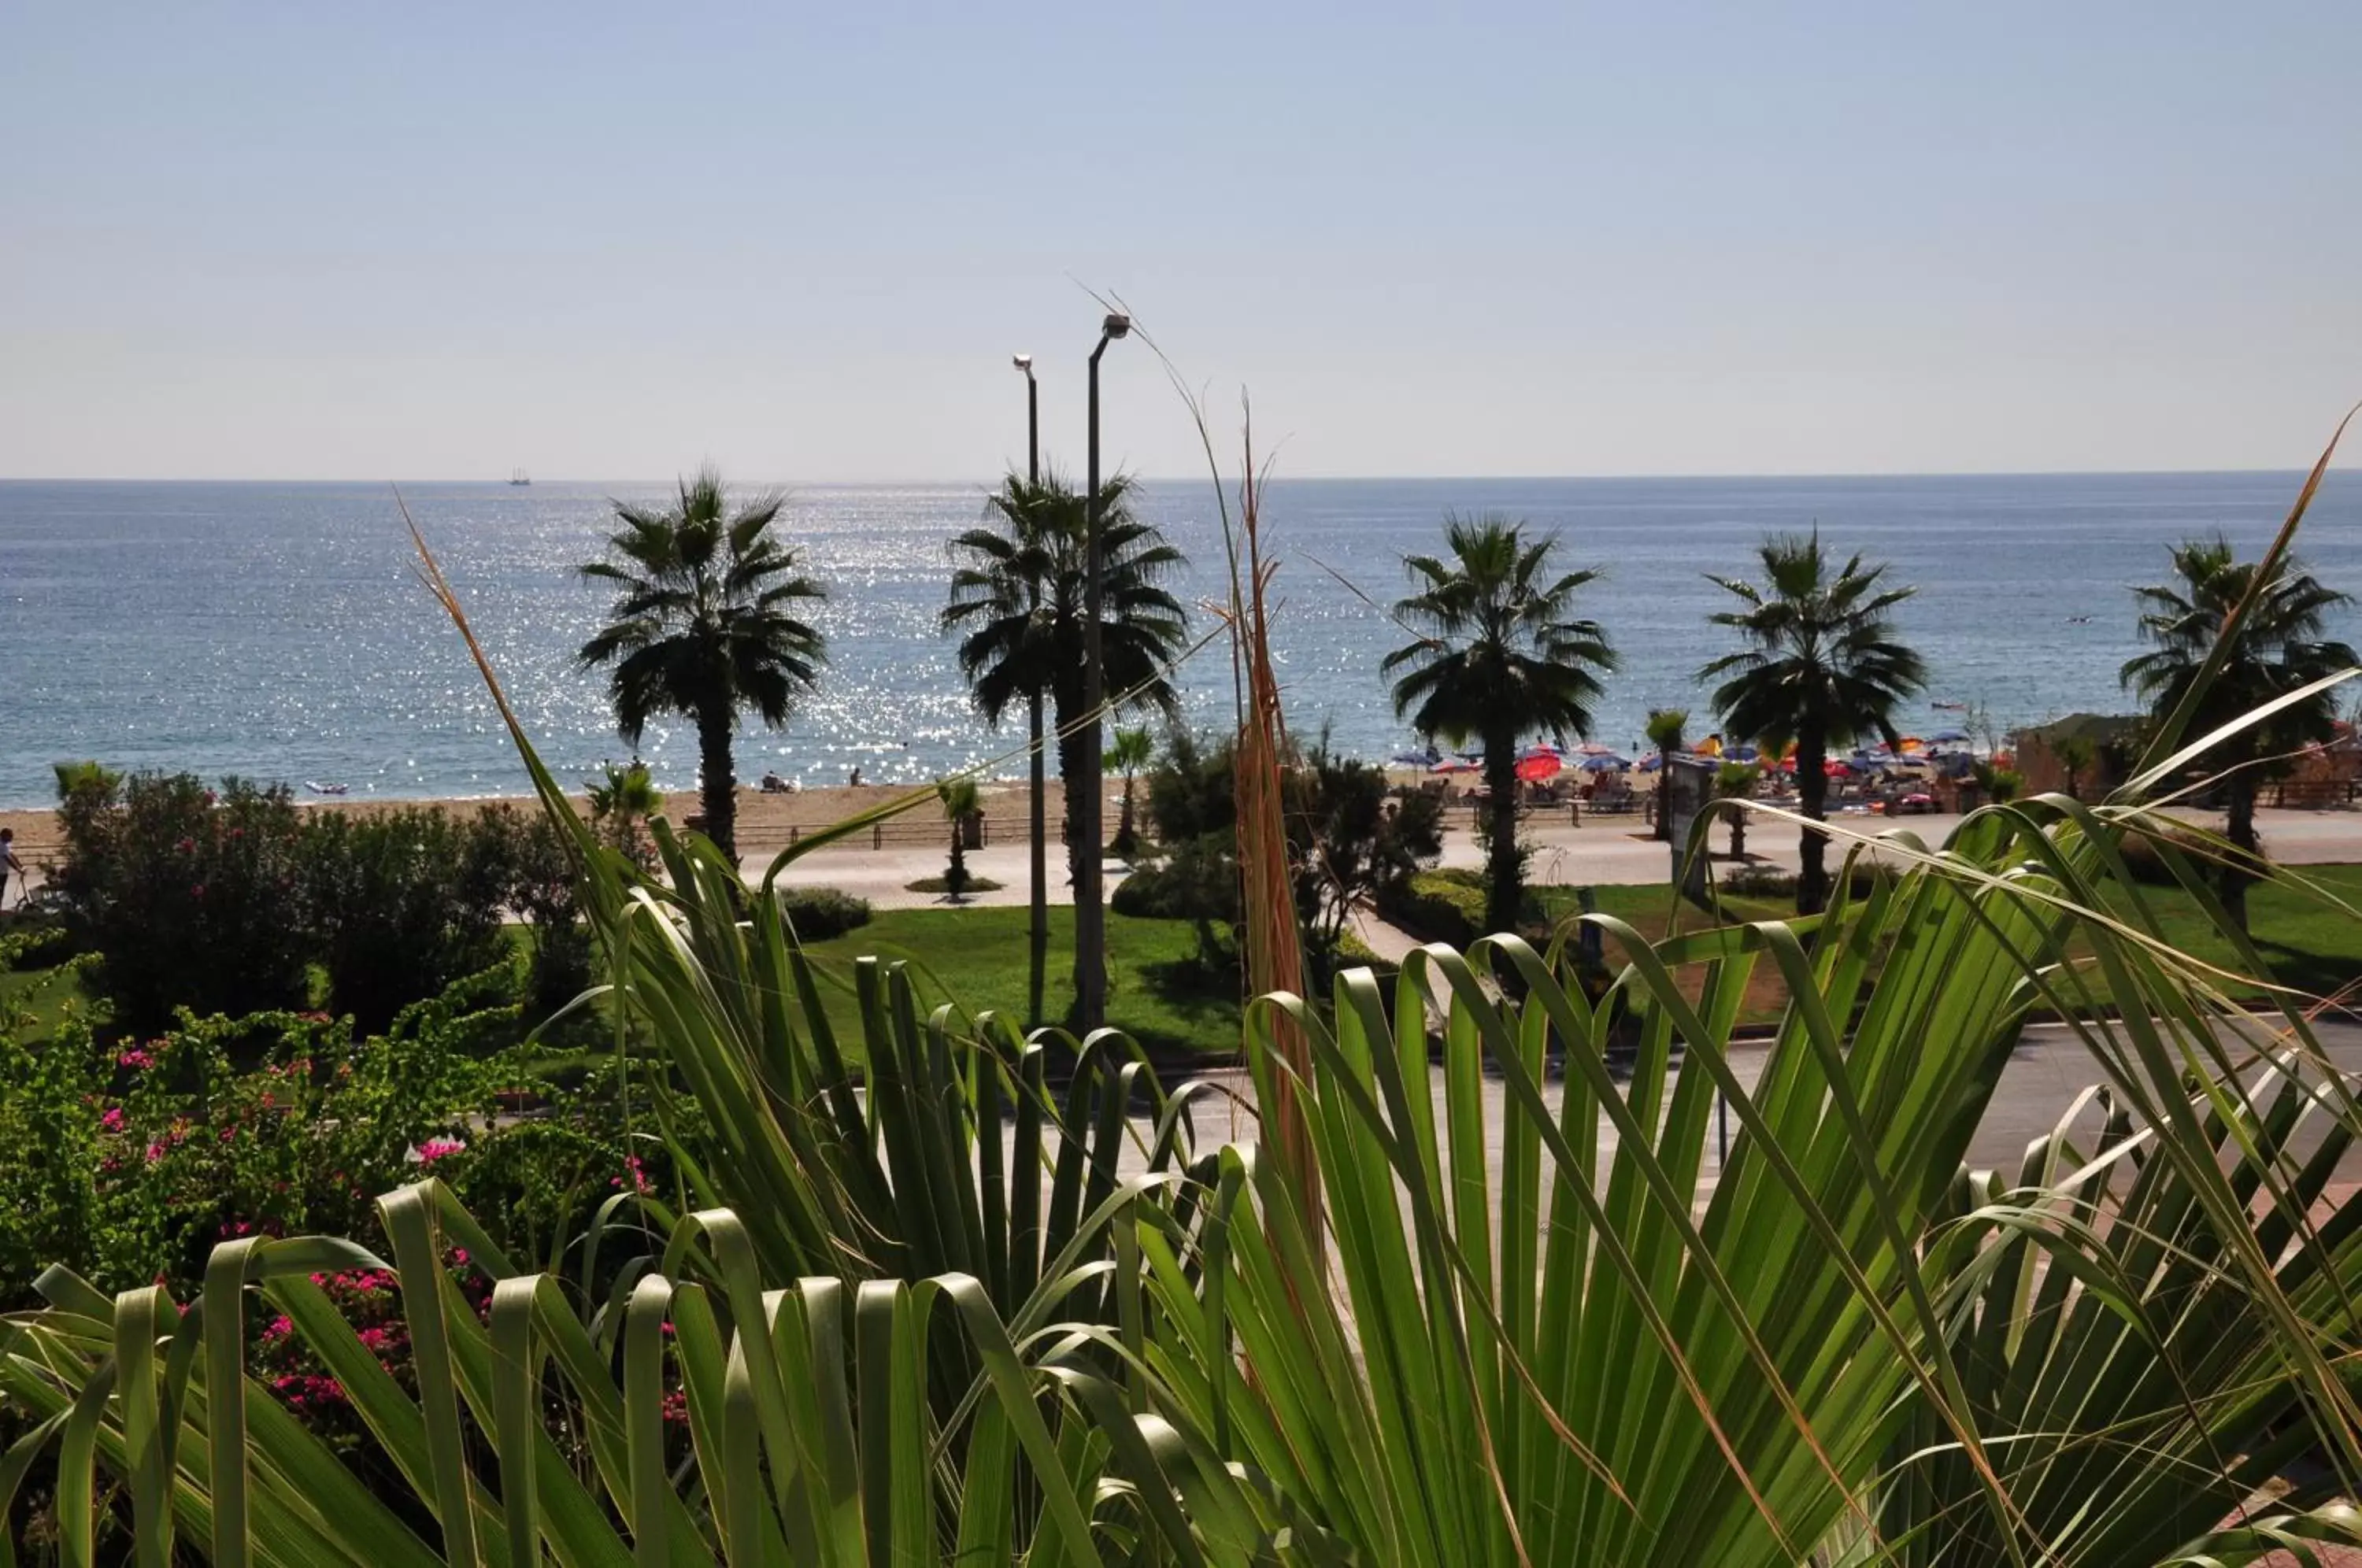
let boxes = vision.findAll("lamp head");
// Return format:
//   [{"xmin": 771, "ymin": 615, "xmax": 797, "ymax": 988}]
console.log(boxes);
[
  {"xmin": 1012, "ymin": 353, "xmax": 1033, "ymax": 374},
  {"xmin": 1101, "ymin": 312, "xmax": 1131, "ymax": 341}
]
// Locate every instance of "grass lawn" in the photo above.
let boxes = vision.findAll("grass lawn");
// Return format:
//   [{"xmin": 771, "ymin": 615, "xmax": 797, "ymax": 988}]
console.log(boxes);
[
  {"xmin": 0, "ymin": 958, "xmax": 91, "ymax": 1041},
  {"xmin": 1518, "ymin": 865, "xmax": 2362, "ymax": 1027},
  {"xmin": 793, "ymin": 906, "xmax": 1240, "ymax": 1060},
  {"xmin": 2097, "ymin": 863, "xmax": 2362, "ymax": 1007}
]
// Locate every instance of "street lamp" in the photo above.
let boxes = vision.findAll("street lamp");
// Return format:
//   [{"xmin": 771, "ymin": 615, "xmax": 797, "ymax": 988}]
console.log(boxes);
[
  {"xmin": 1012, "ymin": 354, "xmax": 1038, "ymax": 486},
  {"xmin": 1012, "ymin": 352, "xmax": 1046, "ymax": 1024},
  {"xmin": 1075, "ymin": 311, "xmax": 1130, "ymax": 1028}
]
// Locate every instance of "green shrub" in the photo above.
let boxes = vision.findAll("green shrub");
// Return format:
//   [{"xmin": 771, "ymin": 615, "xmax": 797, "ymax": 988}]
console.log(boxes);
[
  {"xmin": 1722, "ymin": 864, "xmax": 1798, "ymax": 900},
  {"xmin": 491, "ymin": 804, "xmax": 594, "ymax": 1025},
  {"xmin": 778, "ymin": 885, "xmax": 872, "ymax": 941},
  {"xmin": 52, "ymin": 771, "xmax": 313, "ymax": 1031},
  {"xmin": 51, "ymin": 770, "xmax": 590, "ymax": 1037},
  {"xmin": 1374, "ymin": 867, "xmax": 1548, "ymax": 946},
  {"xmin": 302, "ymin": 806, "xmax": 518, "ymax": 1033}
]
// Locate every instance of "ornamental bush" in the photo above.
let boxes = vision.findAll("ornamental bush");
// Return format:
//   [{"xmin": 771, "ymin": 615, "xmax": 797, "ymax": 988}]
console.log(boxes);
[
  {"xmin": 50, "ymin": 771, "xmax": 312, "ymax": 1031},
  {"xmin": 0, "ymin": 970, "xmax": 518, "ymax": 1305}
]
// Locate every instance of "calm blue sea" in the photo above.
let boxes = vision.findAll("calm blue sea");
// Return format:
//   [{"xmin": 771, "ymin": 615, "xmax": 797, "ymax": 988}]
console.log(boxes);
[{"xmin": 1, "ymin": 472, "xmax": 2356, "ymax": 809}]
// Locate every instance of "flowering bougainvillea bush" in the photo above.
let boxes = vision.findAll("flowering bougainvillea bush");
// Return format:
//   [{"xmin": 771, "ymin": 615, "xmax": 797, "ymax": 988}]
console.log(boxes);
[{"xmin": 0, "ymin": 975, "xmax": 513, "ymax": 1302}]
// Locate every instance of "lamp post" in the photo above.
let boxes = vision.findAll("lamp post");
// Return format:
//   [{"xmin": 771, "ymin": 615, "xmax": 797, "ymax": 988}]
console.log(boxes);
[
  {"xmin": 1075, "ymin": 312, "xmax": 1130, "ymax": 1028},
  {"xmin": 1013, "ymin": 353, "xmax": 1046, "ymax": 1025},
  {"xmin": 1013, "ymin": 354, "xmax": 1038, "ymax": 486}
]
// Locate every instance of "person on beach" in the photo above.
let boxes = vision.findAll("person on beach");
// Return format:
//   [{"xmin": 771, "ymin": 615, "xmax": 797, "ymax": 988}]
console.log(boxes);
[
  {"xmin": 0, "ymin": 829, "xmax": 21, "ymax": 912},
  {"xmin": 849, "ymin": 765, "xmax": 863, "ymax": 788}
]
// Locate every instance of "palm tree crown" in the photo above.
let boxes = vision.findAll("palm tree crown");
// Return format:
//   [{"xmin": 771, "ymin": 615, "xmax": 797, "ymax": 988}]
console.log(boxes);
[
  {"xmin": 1699, "ymin": 531, "xmax": 1924, "ymax": 912},
  {"xmin": 1383, "ymin": 515, "xmax": 1617, "ymax": 746},
  {"xmin": 942, "ymin": 470, "xmax": 1190, "ymax": 886},
  {"xmin": 2120, "ymin": 535, "xmax": 2356, "ymax": 756},
  {"xmin": 2120, "ymin": 535, "xmax": 2356, "ymax": 928},
  {"xmin": 1383, "ymin": 513, "xmax": 1617, "ymax": 935},
  {"xmin": 578, "ymin": 468, "xmax": 827, "ymax": 860}
]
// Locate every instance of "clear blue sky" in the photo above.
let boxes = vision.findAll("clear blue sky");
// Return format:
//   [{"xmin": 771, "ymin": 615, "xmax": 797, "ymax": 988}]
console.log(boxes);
[{"xmin": 2, "ymin": 3, "xmax": 2356, "ymax": 481}]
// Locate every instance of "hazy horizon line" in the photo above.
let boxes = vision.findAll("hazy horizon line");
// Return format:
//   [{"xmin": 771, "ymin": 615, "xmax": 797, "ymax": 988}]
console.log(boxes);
[{"xmin": 1, "ymin": 462, "xmax": 2353, "ymax": 489}]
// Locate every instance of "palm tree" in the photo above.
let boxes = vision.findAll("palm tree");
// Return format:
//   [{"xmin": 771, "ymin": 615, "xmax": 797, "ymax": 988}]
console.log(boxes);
[
  {"xmin": 936, "ymin": 776, "xmax": 980, "ymax": 901},
  {"xmin": 1700, "ymin": 532, "xmax": 1926, "ymax": 915},
  {"xmin": 943, "ymin": 470, "xmax": 1189, "ymax": 1015},
  {"xmin": 943, "ymin": 475, "xmax": 1061, "ymax": 1019},
  {"xmin": 1645, "ymin": 708, "xmax": 1689, "ymax": 841},
  {"xmin": 577, "ymin": 470, "xmax": 827, "ymax": 863},
  {"xmin": 1384, "ymin": 514, "xmax": 1618, "ymax": 937},
  {"xmin": 1105, "ymin": 725, "xmax": 1153, "ymax": 859},
  {"xmin": 585, "ymin": 759, "xmax": 664, "ymax": 868},
  {"xmin": 2121, "ymin": 536, "xmax": 2356, "ymax": 930}
]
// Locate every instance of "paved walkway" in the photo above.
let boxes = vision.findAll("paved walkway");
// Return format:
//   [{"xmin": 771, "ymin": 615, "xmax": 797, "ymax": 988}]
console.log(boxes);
[{"xmin": 756, "ymin": 804, "xmax": 2362, "ymax": 910}]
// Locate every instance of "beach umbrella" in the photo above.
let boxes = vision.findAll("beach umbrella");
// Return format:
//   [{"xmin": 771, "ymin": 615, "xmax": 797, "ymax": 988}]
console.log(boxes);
[
  {"xmin": 1697, "ymin": 735, "xmax": 1723, "ymax": 758},
  {"xmin": 1515, "ymin": 752, "xmax": 1563, "ymax": 783},
  {"xmin": 1825, "ymin": 759, "xmax": 1853, "ymax": 778},
  {"xmin": 1576, "ymin": 753, "xmax": 1630, "ymax": 772},
  {"xmin": 1432, "ymin": 758, "xmax": 1482, "ymax": 775},
  {"xmin": 1726, "ymin": 744, "xmax": 1759, "ymax": 762},
  {"xmin": 1392, "ymin": 745, "xmax": 1441, "ymax": 767},
  {"xmin": 1930, "ymin": 728, "xmax": 1970, "ymax": 744},
  {"xmin": 1574, "ymin": 741, "xmax": 1617, "ymax": 756},
  {"xmin": 1897, "ymin": 737, "xmax": 1925, "ymax": 754},
  {"xmin": 1518, "ymin": 743, "xmax": 1563, "ymax": 761}
]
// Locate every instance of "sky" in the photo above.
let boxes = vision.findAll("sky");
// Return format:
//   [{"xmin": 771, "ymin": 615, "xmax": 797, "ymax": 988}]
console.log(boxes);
[{"xmin": 2, "ymin": 3, "xmax": 2357, "ymax": 483}]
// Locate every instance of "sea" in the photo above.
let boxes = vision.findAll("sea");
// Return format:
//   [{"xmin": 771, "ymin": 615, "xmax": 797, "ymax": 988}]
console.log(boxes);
[{"xmin": 1, "ymin": 472, "xmax": 2357, "ymax": 811}]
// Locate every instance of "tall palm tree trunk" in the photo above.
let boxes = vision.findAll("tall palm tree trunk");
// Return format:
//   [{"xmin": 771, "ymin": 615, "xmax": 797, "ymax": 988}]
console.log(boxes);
[
  {"xmin": 1482, "ymin": 731, "xmax": 1522, "ymax": 936},
  {"xmin": 2223, "ymin": 775, "xmax": 2259, "ymax": 934},
  {"xmin": 1796, "ymin": 732, "xmax": 1830, "ymax": 915},
  {"xmin": 1028, "ymin": 694, "xmax": 1047, "ymax": 1026},
  {"xmin": 698, "ymin": 701, "xmax": 738, "ymax": 864}
]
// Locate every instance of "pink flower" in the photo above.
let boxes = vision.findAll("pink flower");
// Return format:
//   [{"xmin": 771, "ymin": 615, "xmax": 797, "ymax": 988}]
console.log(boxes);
[
  {"xmin": 190, "ymin": 883, "xmax": 205, "ymax": 900},
  {"xmin": 98, "ymin": 1106, "xmax": 124, "ymax": 1132},
  {"xmin": 449, "ymin": 1248, "xmax": 469, "ymax": 1267},
  {"xmin": 262, "ymin": 1315, "xmax": 293, "ymax": 1341},
  {"xmin": 355, "ymin": 1326, "xmax": 391, "ymax": 1351},
  {"xmin": 174, "ymin": 837, "xmax": 194, "ymax": 854},
  {"xmin": 613, "ymin": 1154, "xmax": 652, "ymax": 1195},
  {"xmin": 117, "ymin": 1049, "xmax": 153, "ymax": 1071},
  {"xmin": 416, "ymin": 1138, "xmax": 466, "ymax": 1165},
  {"xmin": 143, "ymin": 1141, "xmax": 165, "ymax": 1165}
]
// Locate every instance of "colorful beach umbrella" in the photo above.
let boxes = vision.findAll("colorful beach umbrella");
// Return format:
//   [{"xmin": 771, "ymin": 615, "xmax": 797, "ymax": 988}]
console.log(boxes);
[
  {"xmin": 1577, "ymin": 753, "xmax": 1631, "ymax": 772},
  {"xmin": 1514, "ymin": 752, "xmax": 1563, "ymax": 783},
  {"xmin": 1431, "ymin": 758, "xmax": 1482, "ymax": 775},
  {"xmin": 1930, "ymin": 728, "xmax": 1970, "ymax": 743}
]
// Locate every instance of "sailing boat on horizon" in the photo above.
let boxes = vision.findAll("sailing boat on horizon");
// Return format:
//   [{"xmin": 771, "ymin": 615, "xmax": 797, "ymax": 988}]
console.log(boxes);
[{"xmin": 509, "ymin": 468, "xmax": 531, "ymax": 486}]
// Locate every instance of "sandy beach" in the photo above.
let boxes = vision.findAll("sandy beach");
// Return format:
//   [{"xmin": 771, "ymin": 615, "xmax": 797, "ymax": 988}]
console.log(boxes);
[{"xmin": 0, "ymin": 778, "xmax": 1072, "ymax": 870}]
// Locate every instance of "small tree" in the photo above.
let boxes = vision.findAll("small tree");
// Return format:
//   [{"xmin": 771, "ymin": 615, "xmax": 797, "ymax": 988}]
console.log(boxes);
[
  {"xmin": 1714, "ymin": 761, "xmax": 1760, "ymax": 858},
  {"xmin": 1971, "ymin": 760, "xmax": 2023, "ymax": 805},
  {"xmin": 2052, "ymin": 734, "xmax": 2097, "ymax": 801},
  {"xmin": 1105, "ymin": 726, "xmax": 1154, "ymax": 860},
  {"xmin": 1646, "ymin": 708, "xmax": 1689, "ymax": 841},
  {"xmin": 937, "ymin": 777, "xmax": 980, "ymax": 902}
]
